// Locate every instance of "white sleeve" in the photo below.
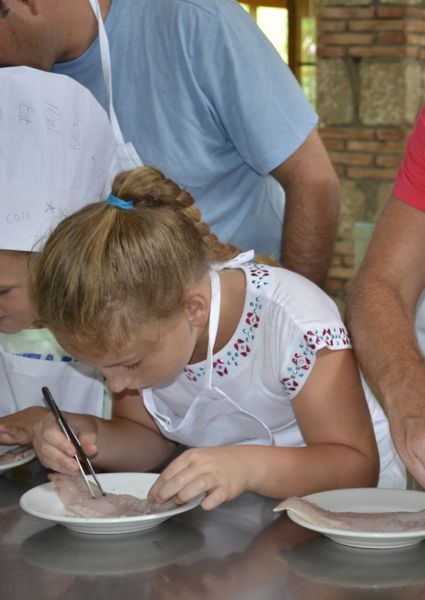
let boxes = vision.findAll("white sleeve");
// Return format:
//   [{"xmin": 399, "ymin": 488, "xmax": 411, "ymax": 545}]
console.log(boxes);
[{"xmin": 268, "ymin": 268, "xmax": 352, "ymax": 399}]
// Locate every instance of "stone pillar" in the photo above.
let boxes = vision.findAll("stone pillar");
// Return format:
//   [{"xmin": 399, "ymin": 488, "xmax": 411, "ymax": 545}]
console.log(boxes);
[{"xmin": 316, "ymin": 0, "xmax": 425, "ymax": 304}]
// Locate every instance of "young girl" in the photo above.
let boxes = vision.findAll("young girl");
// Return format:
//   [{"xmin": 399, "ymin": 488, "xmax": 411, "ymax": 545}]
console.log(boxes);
[{"xmin": 32, "ymin": 166, "xmax": 405, "ymax": 510}]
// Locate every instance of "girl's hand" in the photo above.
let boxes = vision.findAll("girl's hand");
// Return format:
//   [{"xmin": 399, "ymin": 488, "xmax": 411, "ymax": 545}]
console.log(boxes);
[
  {"xmin": 33, "ymin": 411, "xmax": 98, "ymax": 475},
  {"xmin": 0, "ymin": 407, "xmax": 48, "ymax": 445},
  {"xmin": 148, "ymin": 446, "xmax": 253, "ymax": 510}
]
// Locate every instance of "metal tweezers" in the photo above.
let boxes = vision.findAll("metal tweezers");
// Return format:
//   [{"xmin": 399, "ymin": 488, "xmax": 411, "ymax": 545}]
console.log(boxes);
[{"xmin": 41, "ymin": 386, "xmax": 106, "ymax": 499}]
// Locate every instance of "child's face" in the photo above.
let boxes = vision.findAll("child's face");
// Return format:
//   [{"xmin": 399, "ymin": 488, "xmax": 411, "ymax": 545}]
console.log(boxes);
[
  {"xmin": 55, "ymin": 311, "xmax": 203, "ymax": 393},
  {"xmin": 0, "ymin": 251, "xmax": 38, "ymax": 333}
]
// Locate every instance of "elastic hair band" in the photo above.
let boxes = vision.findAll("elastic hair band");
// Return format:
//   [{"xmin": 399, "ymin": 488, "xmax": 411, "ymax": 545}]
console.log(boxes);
[{"xmin": 107, "ymin": 194, "xmax": 134, "ymax": 210}]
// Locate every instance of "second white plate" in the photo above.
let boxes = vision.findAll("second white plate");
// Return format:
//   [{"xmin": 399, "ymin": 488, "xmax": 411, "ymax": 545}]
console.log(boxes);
[
  {"xmin": 20, "ymin": 472, "xmax": 202, "ymax": 535},
  {"xmin": 0, "ymin": 444, "xmax": 35, "ymax": 475},
  {"xmin": 286, "ymin": 488, "xmax": 425, "ymax": 549}
]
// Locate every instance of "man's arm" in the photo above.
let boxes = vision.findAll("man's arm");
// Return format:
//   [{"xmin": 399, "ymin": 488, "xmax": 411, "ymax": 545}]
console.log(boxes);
[
  {"xmin": 271, "ymin": 129, "xmax": 340, "ymax": 287},
  {"xmin": 346, "ymin": 195, "xmax": 425, "ymax": 485}
]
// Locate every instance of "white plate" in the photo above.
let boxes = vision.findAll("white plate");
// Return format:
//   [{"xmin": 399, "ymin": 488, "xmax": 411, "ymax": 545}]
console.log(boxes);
[
  {"xmin": 20, "ymin": 472, "xmax": 202, "ymax": 535},
  {"xmin": 0, "ymin": 444, "xmax": 35, "ymax": 475},
  {"xmin": 286, "ymin": 488, "xmax": 425, "ymax": 549}
]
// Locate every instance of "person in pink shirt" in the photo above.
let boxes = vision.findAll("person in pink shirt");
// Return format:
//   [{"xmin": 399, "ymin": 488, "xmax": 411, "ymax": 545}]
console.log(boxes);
[{"xmin": 347, "ymin": 105, "xmax": 425, "ymax": 488}]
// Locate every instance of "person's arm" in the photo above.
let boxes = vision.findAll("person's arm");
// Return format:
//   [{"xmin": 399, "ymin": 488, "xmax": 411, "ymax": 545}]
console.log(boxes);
[
  {"xmin": 346, "ymin": 195, "xmax": 425, "ymax": 485},
  {"xmin": 272, "ymin": 129, "xmax": 340, "ymax": 287},
  {"xmin": 148, "ymin": 348, "xmax": 379, "ymax": 510},
  {"xmin": 33, "ymin": 389, "xmax": 176, "ymax": 474},
  {"xmin": 0, "ymin": 407, "xmax": 49, "ymax": 445}
]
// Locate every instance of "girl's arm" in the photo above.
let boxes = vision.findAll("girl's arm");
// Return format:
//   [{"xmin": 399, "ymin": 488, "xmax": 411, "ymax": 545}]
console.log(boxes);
[
  {"xmin": 148, "ymin": 348, "xmax": 380, "ymax": 509},
  {"xmin": 94, "ymin": 389, "xmax": 177, "ymax": 472},
  {"xmin": 248, "ymin": 347, "xmax": 379, "ymax": 497},
  {"xmin": 34, "ymin": 389, "xmax": 176, "ymax": 474}
]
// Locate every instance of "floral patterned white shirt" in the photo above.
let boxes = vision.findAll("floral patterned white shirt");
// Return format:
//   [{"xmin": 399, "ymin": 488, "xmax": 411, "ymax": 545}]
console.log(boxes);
[{"xmin": 145, "ymin": 263, "xmax": 405, "ymax": 488}]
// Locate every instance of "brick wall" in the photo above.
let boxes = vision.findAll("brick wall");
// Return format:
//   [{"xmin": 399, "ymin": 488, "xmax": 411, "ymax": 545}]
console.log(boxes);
[{"xmin": 316, "ymin": 1, "xmax": 425, "ymax": 307}]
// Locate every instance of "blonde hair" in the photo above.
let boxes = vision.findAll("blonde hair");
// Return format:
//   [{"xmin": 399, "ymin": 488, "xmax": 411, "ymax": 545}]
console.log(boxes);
[{"xmin": 32, "ymin": 166, "xmax": 245, "ymax": 351}]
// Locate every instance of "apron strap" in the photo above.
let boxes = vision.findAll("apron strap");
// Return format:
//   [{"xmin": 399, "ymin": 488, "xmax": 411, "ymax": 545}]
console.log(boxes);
[
  {"xmin": 204, "ymin": 269, "xmax": 221, "ymax": 390},
  {"xmin": 87, "ymin": 0, "xmax": 125, "ymax": 145},
  {"xmin": 204, "ymin": 251, "xmax": 254, "ymax": 390}
]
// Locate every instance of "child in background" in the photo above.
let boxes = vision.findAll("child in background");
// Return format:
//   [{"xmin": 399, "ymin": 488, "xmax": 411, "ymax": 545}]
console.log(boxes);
[
  {"xmin": 0, "ymin": 249, "xmax": 108, "ymax": 420},
  {"xmin": 0, "ymin": 66, "xmax": 169, "ymax": 470},
  {"xmin": 31, "ymin": 166, "xmax": 405, "ymax": 510}
]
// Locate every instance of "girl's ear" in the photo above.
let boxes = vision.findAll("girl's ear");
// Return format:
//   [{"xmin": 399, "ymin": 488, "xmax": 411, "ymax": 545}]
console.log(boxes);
[{"xmin": 182, "ymin": 287, "xmax": 210, "ymax": 328}]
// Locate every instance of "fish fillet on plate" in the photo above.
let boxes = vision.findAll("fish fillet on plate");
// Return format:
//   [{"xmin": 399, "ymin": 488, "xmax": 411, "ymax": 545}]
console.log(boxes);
[
  {"xmin": 274, "ymin": 488, "xmax": 425, "ymax": 549},
  {"xmin": 20, "ymin": 472, "xmax": 202, "ymax": 534},
  {"xmin": 275, "ymin": 495, "xmax": 425, "ymax": 532},
  {"xmin": 49, "ymin": 473, "xmax": 178, "ymax": 518}
]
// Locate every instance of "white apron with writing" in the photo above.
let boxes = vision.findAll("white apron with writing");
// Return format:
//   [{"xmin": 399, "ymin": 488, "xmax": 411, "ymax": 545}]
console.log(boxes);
[{"xmin": 0, "ymin": 2, "xmax": 140, "ymax": 419}]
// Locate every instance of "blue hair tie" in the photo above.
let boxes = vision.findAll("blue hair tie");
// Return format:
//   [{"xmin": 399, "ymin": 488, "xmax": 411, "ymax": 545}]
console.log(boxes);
[{"xmin": 107, "ymin": 194, "xmax": 134, "ymax": 210}]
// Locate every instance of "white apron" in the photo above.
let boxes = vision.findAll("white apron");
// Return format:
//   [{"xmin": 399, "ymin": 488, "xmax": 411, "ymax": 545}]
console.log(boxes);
[
  {"xmin": 144, "ymin": 251, "xmax": 275, "ymax": 447},
  {"xmin": 0, "ymin": 348, "xmax": 104, "ymax": 417},
  {"xmin": 88, "ymin": 0, "xmax": 142, "ymax": 172}
]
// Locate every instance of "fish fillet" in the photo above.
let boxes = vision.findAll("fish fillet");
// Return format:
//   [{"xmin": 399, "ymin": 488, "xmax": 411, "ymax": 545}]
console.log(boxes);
[
  {"xmin": 0, "ymin": 444, "xmax": 33, "ymax": 465},
  {"xmin": 274, "ymin": 496, "xmax": 425, "ymax": 532},
  {"xmin": 49, "ymin": 473, "xmax": 179, "ymax": 518}
]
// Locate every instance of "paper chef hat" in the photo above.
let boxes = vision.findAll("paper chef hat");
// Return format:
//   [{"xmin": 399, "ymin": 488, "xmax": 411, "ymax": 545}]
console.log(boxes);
[{"xmin": 0, "ymin": 66, "xmax": 140, "ymax": 251}]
